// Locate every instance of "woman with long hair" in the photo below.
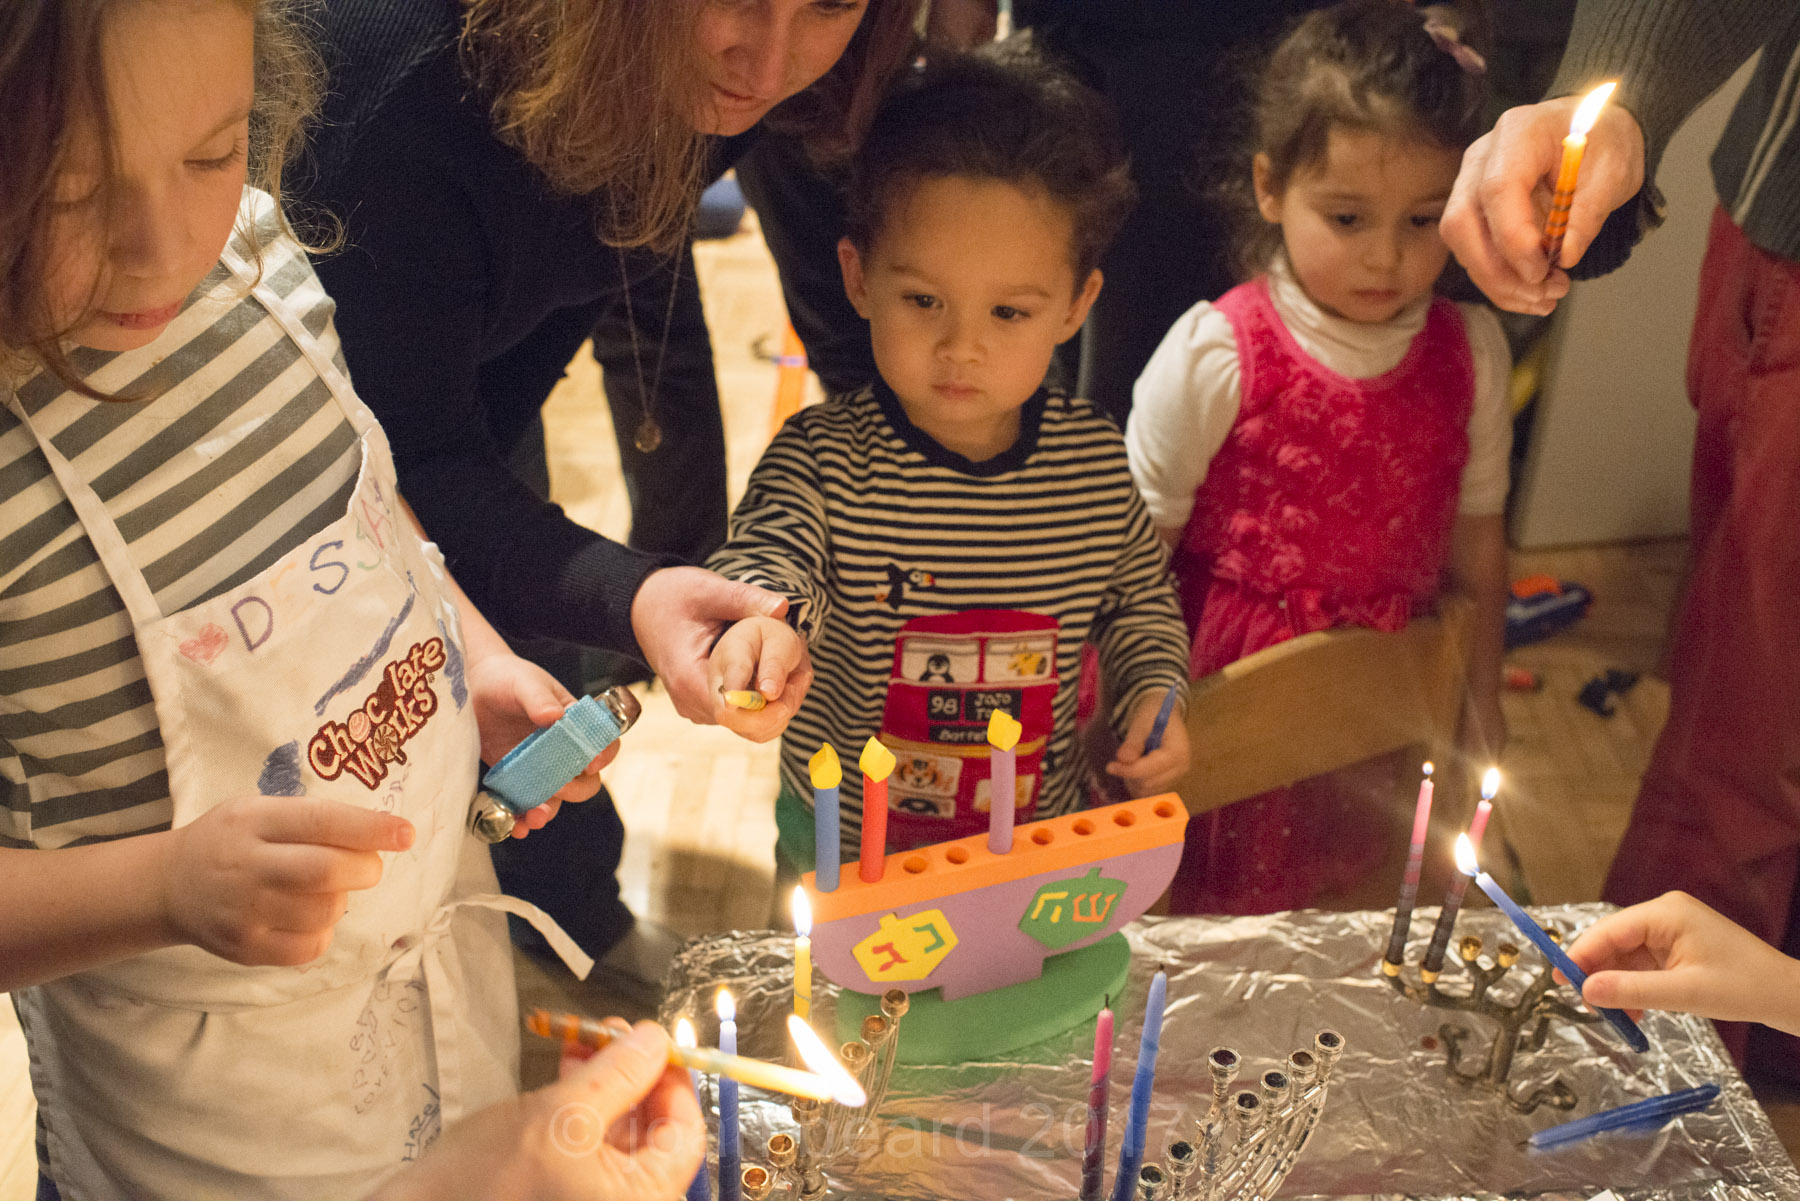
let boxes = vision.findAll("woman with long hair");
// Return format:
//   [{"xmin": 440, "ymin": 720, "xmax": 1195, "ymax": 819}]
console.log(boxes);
[{"xmin": 288, "ymin": 0, "xmax": 921, "ymax": 966}]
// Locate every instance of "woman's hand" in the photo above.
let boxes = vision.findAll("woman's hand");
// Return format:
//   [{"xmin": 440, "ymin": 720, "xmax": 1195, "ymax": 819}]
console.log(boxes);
[
  {"xmin": 1104, "ymin": 689, "xmax": 1189, "ymax": 798},
  {"xmin": 469, "ymin": 654, "xmax": 616, "ymax": 838},
  {"xmin": 1568, "ymin": 891, "xmax": 1800, "ymax": 1036},
  {"xmin": 369, "ymin": 1021, "xmax": 704, "ymax": 1201},
  {"xmin": 707, "ymin": 615, "xmax": 814, "ymax": 741},
  {"xmin": 1441, "ymin": 96, "xmax": 1644, "ymax": 314},
  {"xmin": 631, "ymin": 567, "xmax": 792, "ymax": 724}
]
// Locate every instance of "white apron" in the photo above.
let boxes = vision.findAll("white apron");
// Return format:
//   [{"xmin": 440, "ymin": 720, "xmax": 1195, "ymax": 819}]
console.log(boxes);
[{"xmin": 10, "ymin": 244, "xmax": 591, "ymax": 1201}]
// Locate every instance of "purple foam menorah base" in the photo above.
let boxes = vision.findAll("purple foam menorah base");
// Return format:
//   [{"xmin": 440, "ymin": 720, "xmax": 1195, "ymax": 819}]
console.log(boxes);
[{"xmin": 808, "ymin": 799, "xmax": 1185, "ymax": 1002}]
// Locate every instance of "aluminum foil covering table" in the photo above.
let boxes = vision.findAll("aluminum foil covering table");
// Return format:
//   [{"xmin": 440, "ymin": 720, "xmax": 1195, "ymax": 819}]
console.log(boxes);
[{"xmin": 660, "ymin": 906, "xmax": 1800, "ymax": 1200}]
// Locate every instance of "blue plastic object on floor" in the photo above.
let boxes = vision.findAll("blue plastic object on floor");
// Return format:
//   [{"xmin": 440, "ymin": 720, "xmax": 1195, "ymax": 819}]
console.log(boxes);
[{"xmin": 1505, "ymin": 577, "xmax": 1593, "ymax": 649}]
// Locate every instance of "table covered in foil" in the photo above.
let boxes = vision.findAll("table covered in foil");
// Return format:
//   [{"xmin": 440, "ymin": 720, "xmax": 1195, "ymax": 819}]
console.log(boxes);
[{"xmin": 660, "ymin": 906, "xmax": 1799, "ymax": 1200}]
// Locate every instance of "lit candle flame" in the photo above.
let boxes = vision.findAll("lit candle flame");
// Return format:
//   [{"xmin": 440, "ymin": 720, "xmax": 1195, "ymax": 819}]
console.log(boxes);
[
  {"xmin": 675, "ymin": 1016, "xmax": 697, "ymax": 1050},
  {"xmin": 1453, "ymin": 832, "xmax": 1479, "ymax": 877},
  {"xmin": 1480, "ymin": 766, "xmax": 1501, "ymax": 801},
  {"xmin": 786, "ymin": 1014, "xmax": 868, "ymax": 1107},
  {"xmin": 792, "ymin": 886, "xmax": 812, "ymax": 938},
  {"xmin": 1421, "ymin": 761, "xmax": 1434, "ymax": 778},
  {"xmin": 716, "ymin": 987, "xmax": 735, "ymax": 1023},
  {"xmin": 1569, "ymin": 82, "xmax": 1617, "ymax": 139}
]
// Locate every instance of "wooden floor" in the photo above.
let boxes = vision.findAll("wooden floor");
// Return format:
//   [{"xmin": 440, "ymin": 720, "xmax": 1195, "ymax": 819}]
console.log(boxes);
[{"xmin": 4, "ymin": 212, "xmax": 1794, "ymax": 1197}]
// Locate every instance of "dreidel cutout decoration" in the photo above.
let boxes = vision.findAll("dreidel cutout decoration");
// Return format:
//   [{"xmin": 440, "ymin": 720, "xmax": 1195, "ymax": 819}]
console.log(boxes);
[
  {"xmin": 1020, "ymin": 867, "xmax": 1127, "ymax": 951},
  {"xmin": 804, "ymin": 795, "xmax": 1187, "ymax": 1007}
]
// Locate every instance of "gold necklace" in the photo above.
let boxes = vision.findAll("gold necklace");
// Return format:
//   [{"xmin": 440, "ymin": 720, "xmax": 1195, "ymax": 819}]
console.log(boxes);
[{"xmin": 613, "ymin": 239, "xmax": 685, "ymax": 454}]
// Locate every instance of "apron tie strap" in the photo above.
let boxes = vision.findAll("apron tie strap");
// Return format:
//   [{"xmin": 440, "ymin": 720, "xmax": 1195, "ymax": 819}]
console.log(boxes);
[{"xmin": 388, "ymin": 892, "xmax": 592, "ymax": 1124}]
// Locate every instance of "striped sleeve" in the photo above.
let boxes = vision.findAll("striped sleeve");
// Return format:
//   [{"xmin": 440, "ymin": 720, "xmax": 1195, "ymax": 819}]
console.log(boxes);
[
  {"xmin": 1089, "ymin": 467, "xmax": 1191, "ymax": 735},
  {"xmin": 0, "ymin": 188, "xmax": 361, "ymax": 850},
  {"xmin": 706, "ymin": 420, "xmax": 834, "ymax": 641}
]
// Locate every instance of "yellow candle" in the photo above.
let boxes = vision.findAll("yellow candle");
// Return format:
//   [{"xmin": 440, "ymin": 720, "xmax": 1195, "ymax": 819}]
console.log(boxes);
[
  {"xmin": 793, "ymin": 885, "xmax": 813, "ymax": 1021},
  {"xmin": 1542, "ymin": 82, "xmax": 1618, "ymax": 267},
  {"xmin": 524, "ymin": 1009, "xmax": 842, "ymax": 1101}
]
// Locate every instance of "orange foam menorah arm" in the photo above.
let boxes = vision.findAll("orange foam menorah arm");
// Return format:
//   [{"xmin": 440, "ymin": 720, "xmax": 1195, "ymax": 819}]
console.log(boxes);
[{"xmin": 802, "ymin": 795, "xmax": 1187, "ymax": 924}]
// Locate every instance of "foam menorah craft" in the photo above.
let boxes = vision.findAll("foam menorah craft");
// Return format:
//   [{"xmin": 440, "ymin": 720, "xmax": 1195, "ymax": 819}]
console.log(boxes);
[{"xmin": 804, "ymin": 719, "xmax": 1189, "ymax": 1063}]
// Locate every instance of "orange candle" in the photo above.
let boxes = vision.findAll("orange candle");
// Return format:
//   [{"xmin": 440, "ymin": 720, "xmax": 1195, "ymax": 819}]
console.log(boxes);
[
  {"xmin": 1542, "ymin": 82, "xmax": 1618, "ymax": 270},
  {"xmin": 858, "ymin": 737, "xmax": 895, "ymax": 883}
]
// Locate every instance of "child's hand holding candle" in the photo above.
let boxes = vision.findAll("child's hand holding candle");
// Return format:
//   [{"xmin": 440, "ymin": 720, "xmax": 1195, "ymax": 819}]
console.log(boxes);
[
  {"xmin": 1104, "ymin": 688, "xmax": 1189, "ymax": 797},
  {"xmin": 1568, "ymin": 891, "xmax": 1800, "ymax": 1036},
  {"xmin": 1453, "ymin": 834, "xmax": 1650, "ymax": 1052}
]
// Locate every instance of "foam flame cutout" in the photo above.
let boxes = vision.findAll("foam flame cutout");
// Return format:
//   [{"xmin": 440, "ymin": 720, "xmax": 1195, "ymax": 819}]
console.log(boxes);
[
  {"xmin": 986, "ymin": 709, "xmax": 1022, "ymax": 752},
  {"xmin": 809, "ymin": 743, "xmax": 842, "ymax": 789},
  {"xmin": 859, "ymin": 736, "xmax": 896, "ymax": 782}
]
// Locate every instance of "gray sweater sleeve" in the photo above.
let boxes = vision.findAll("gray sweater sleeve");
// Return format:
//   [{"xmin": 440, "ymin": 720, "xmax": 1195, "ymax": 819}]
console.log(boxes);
[{"xmin": 1546, "ymin": 0, "xmax": 1790, "ymax": 276}]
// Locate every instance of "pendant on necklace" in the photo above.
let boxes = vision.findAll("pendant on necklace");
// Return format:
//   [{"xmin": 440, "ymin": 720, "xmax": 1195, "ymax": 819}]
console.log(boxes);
[{"xmin": 633, "ymin": 418, "xmax": 663, "ymax": 454}]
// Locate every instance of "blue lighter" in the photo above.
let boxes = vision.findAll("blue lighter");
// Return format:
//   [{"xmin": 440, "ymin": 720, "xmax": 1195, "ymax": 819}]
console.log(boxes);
[{"xmin": 467, "ymin": 686, "xmax": 641, "ymax": 842}]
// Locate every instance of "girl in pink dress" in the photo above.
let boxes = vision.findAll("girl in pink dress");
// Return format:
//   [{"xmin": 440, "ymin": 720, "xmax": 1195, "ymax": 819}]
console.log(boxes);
[{"xmin": 1127, "ymin": 0, "xmax": 1512, "ymax": 914}]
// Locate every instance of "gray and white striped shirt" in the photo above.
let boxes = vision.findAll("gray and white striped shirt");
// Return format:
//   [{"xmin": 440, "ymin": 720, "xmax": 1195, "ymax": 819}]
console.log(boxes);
[
  {"xmin": 707, "ymin": 381, "xmax": 1189, "ymax": 846},
  {"xmin": 0, "ymin": 190, "xmax": 361, "ymax": 850}
]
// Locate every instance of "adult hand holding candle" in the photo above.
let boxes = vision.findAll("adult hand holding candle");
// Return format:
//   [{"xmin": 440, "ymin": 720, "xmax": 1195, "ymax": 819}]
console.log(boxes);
[
  {"xmin": 1540, "ymin": 82, "xmax": 1618, "ymax": 272},
  {"xmin": 810, "ymin": 743, "xmax": 842, "ymax": 892},
  {"xmin": 793, "ymin": 886, "xmax": 813, "ymax": 1021},
  {"xmin": 1453, "ymin": 834, "xmax": 1651, "ymax": 1053},
  {"xmin": 986, "ymin": 709, "xmax": 1022, "ymax": 854},
  {"xmin": 859, "ymin": 737, "xmax": 895, "ymax": 884},
  {"xmin": 526, "ymin": 1009, "xmax": 845, "ymax": 1102},
  {"xmin": 675, "ymin": 1018, "xmax": 712, "ymax": 1201},
  {"xmin": 1422, "ymin": 767, "xmax": 1498, "ymax": 981},
  {"xmin": 1109, "ymin": 967, "xmax": 1168, "ymax": 1201},
  {"xmin": 1384, "ymin": 762, "xmax": 1435, "ymax": 974},
  {"xmin": 715, "ymin": 990, "xmax": 741, "ymax": 1201},
  {"xmin": 1079, "ymin": 997, "xmax": 1115, "ymax": 1201}
]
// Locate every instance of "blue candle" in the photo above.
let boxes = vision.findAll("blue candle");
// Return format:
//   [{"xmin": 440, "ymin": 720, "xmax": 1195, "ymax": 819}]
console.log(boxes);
[
  {"xmin": 715, "ymin": 991, "xmax": 741, "ymax": 1201},
  {"xmin": 676, "ymin": 1019, "xmax": 712, "ymax": 1201},
  {"xmin": 1109, "ymin": 967, "xmax": 1168, "ymax": 1201},
  {"xmin": 810, "ymin": 744, "xmax": 841, "ymax": 891},
  {"xmin": 1453, "ymin": 835, "xmax": 1650, "ymax": 1053}
]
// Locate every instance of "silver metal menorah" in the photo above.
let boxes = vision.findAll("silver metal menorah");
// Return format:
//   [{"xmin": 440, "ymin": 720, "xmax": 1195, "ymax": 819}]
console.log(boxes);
[
  {"xmin": 747, "ymin": 988, "xmax": 908, "ymax": 1200},
  {"xmin": 1384, "ymin": 928, "xmax": 1602, "ymax": 1113},
  {"xmin": 1129, "ymin": 1030, "xmax": 1344, "ymax": 1201}
]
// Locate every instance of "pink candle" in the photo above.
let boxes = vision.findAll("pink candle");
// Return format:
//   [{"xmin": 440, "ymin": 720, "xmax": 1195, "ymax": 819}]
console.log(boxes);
[
  {"xmin": 1078, "ymin": 999, "xmax": 1114, "ymax": 1201},
  {"xmin": 1383, "ymin": 763, "xmax": 1435, "ymax": 971},
  {"xmin": 1421, "ymin": 767, "xmax": 1501, "ymax": 978},
  {"xmin": 986, "ymin": 710, "xmax": 1022, "ymax": 854}
]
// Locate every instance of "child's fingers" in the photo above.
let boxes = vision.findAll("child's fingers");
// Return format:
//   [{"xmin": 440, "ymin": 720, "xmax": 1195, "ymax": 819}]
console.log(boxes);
[
  {"xmin": 509, "ymin": 799, "xmax": 561, "ymax": 839},
  {"xmin": 262, "ymin": 797, "xmax": 416, "ymax": 854},
  {"xmin": 516, "ymin": 670, "xmax": 576, "ymax": 728},
  {"xmin": 259, "ymin": 842, "xmax": 389, "ymax": 894}
]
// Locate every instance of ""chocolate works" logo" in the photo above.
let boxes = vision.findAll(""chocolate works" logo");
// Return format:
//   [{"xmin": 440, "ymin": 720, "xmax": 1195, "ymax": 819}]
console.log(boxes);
[{"xmin": 308, "ymin": 638, "xmax": 447, "ymax": 790}]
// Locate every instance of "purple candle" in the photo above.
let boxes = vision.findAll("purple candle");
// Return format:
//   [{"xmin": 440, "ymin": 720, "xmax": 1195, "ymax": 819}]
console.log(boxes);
[{"xmin": 987, "ymin": 710, "xmax": 1022, "ymax": 854}]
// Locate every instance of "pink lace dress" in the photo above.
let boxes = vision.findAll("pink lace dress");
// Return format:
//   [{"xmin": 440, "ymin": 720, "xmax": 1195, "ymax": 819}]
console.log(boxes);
[{"xmin": 1168, "ymin": 277, "xmax": 1474, "ymax": 914}]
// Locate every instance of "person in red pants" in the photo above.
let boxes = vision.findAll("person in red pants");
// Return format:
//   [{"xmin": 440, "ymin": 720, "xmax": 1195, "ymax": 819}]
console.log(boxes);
[{"xmin": 1441, "ymin": 0, "xmax": 1800, "ymax": 1078}]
